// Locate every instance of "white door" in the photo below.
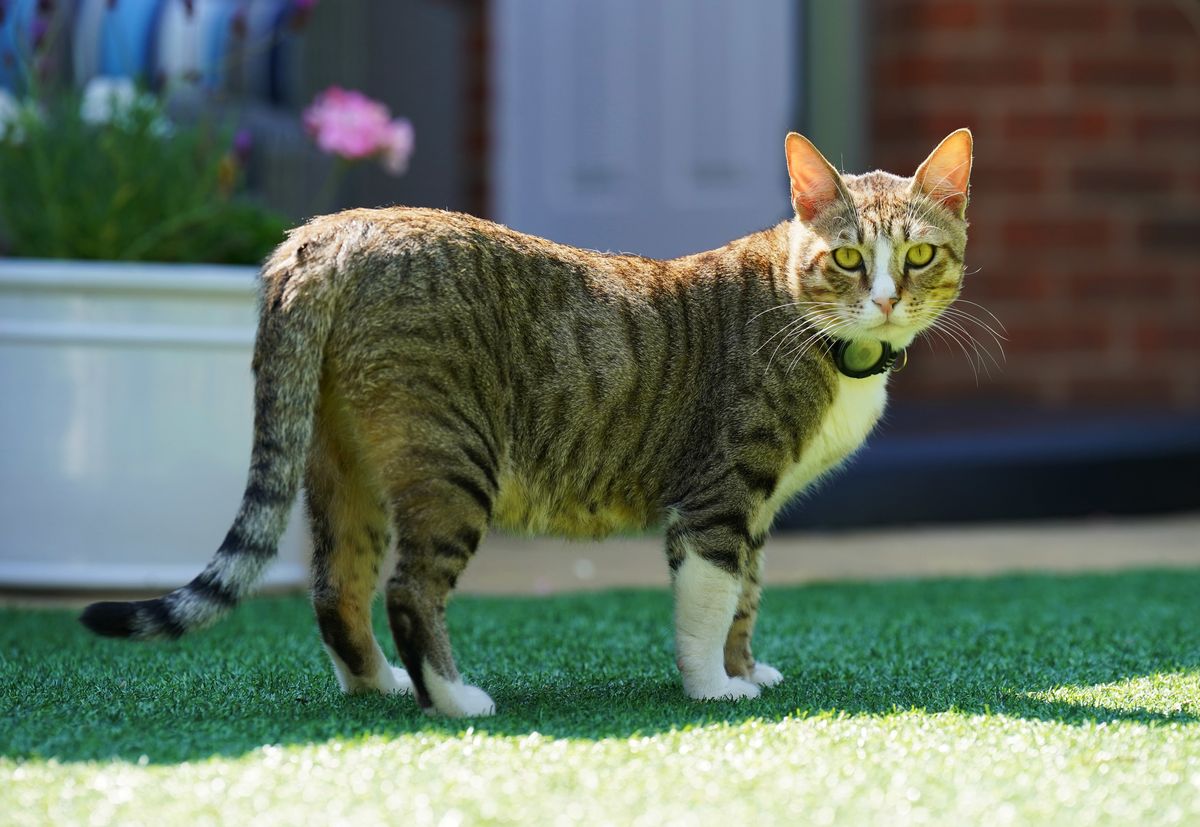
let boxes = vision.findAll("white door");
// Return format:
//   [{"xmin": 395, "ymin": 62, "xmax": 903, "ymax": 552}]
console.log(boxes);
[{"xmin": 492, "ymin": 0, "xmax": 799, "ymax": 260}]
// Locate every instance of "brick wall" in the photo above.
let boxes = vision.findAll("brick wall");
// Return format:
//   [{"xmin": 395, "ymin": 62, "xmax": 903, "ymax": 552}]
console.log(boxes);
[{"xmin": 871, "ymin": 0, "xmax": 1200, "ymax": 409}]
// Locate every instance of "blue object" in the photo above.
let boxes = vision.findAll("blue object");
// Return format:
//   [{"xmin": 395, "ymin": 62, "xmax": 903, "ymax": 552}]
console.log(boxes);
[
  {"xmin": 0, "ymin": 0, "xmax": 37, "ymax": 93},
  {"xmin": 98, "ymin": 0, "xmax": 165, "ymax": 80}
]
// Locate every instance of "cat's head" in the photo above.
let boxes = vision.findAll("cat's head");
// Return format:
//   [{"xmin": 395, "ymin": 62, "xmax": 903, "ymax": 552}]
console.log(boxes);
[{"xmin": 784, "ymin": 129, "xmax": 973, "ymax": 350}]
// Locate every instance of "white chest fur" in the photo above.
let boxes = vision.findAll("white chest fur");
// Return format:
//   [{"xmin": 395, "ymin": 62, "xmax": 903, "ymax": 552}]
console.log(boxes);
[{"xmin": 750, "ymin": 372, "xmax": 889, "ymax": 536}]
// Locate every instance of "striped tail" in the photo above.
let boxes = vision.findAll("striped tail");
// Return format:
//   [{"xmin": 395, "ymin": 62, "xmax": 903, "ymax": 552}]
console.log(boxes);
[{"xmin": 81, "ymin": 250, "xmax": 334, "ymax": 641}]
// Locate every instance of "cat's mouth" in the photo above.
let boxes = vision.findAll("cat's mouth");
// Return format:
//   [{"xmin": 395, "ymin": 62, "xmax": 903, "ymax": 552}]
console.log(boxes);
[
  {"xmin": 804, "ymin": 309, "xmax": 922, "ymax": 350},
  {"xmin": 854, "ymin": 317, "xmax": 920, "ymax": 349}
]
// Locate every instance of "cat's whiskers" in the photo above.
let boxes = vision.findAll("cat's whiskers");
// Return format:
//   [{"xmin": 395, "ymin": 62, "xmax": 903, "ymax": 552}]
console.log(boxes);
[
  {"xmin": 936, "ymin": 315, "xmax": 999, "ymax": 373},
  {"xmin": 754, "ymin": 301, "xmax": 841, "ymax": 357},
  {"xmin": 765, "ymin": 307, "xmax": 841, "ymax": 363},
  {"xmin": 924, "ymin": 296, "xmax": 1007, "ymax": 365},
  {"xmin": 948, "ymin": 296, "xmax": 1006, "ymax": 333},
  {"xmin": 784, "ymin": 328, "xmax": 846, "ymax": 374},
  {"xmin": 922, "ymin": 314, "xmax": 993, "ymax": 382},
  {"xmin": 745, "ymin": 300, "xmax": 812, "ymax": 325},
  {"xmin": 781, "ymin": 316, "xmax": 857, "ymax": 374},
  {"xmin": 764, "ymin": 308, "xmax": 844, "ymax": 372},
  {"xmin": 921, "ymin": 322, "xmax": 982, "ymax": 385},
  {"xmin": 757, "ymin": 315, "xmax": 813, "ymax": 358},
  {"xmin": 936, "ymin": 307, "xmax": 1007, "ymax": 359}
]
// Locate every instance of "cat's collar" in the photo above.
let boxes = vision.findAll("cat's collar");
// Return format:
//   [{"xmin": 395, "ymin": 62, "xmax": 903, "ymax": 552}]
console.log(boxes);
[{"xmin": 830, "ymin": 338, "xmax": 907, "ymax": 379}]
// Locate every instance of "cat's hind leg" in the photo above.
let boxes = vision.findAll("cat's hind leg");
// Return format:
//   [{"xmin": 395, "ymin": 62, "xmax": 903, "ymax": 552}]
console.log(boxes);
[
  {"xmin": 723, "ymin": 550, "xmax": 783, "ymax": 688},
  {"xmin": 306, "ymin": 405, "xmax": 411, "ymax": 697},
  {"xmin": 385, "ymin": 449, "xmax": 497, "ymax": 718}
]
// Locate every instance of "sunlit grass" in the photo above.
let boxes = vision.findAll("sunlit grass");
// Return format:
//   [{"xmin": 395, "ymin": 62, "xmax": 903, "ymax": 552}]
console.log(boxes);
[{"xmin": 2, "ymin": 570, "xmax": 1199, "ymax": 825}]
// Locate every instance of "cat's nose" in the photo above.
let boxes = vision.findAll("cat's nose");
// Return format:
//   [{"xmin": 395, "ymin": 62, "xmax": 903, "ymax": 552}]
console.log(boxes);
[{"xmin": 873, "ymin": 295, "xmax": 899, "ymax": 316}]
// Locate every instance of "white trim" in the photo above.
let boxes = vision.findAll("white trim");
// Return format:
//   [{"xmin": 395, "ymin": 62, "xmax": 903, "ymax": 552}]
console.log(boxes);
[
  {"xmin": 0, "ymin": 560, "xmax": 307, "ymax": 590},
  {"xmin": 0, "ymin": 319, "xmax": 255, "ymax": 348},
  {"xmin": 0, "ymin": 259, "xmax": 258, "ymax": 295}
]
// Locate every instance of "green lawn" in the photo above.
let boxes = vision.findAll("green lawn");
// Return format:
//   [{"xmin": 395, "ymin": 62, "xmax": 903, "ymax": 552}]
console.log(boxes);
[{"xmin": 3, "ymin": 569, "xmax": 1199, "ymax": 825}]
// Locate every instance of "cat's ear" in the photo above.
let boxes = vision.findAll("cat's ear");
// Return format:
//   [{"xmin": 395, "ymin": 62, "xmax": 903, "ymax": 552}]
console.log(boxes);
[
  {"xmin": 913, "ymin": 128, "xmax": 973, "ymax": 218},
  {"xmin": 785, "ymin": 132, "xmax": 850, "ymax": 222}
]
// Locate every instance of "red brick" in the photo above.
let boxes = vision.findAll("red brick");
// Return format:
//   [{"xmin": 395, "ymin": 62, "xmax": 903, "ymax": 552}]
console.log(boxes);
[
  {"xmin": 1004, "ymin": 323, "xmax": 1110, "ymax": 351},
  {"xmin": 1002, "ymin": 1, "xmax": 1111, "ymax": 34},
  {"xmin": 1065, "ymin": 270, "xmax": 1175, "ymax": 302},
  {"xmin": 1134, "ymin": 3, "xmax": 1200, "ymax": 36},
  {"xmin": 874, "ymin": 110, "xmax": 980, "ymax": 144},
  {"xmin": 971, "ymin": 162, "xmax": 1046, "ymax": 195},
  {"xmin": 880, "ymin": 55, "xmax": 1045, "ymax": 87},
  {"xmin": 1064, "ymin": 376, "xmax": 1176, "ymax": 406},
  {"xmin": 1138, "ymin": 219, "xmax": 1200, "ymax": 251},
  {"xmin": 884, "ymin": 1, "xmax": 984, "ymax": 31},
  {"xmin": 1003, "ymin": 110, "xmax": 1109, "ymax": 141},
  {"xmin": 970, "ymin": 271, "xmax": 1055, "ymax": 300},
  {"xmin": 1004, "ymin": 218, "xmax": 1111, "ymax": 249},
  {"xmin": 1137, "ymin": 322, "xmax": 1200, "ymax": 352},
  {"xmin": 1070, "ymin": 165, "xmax": 1173, "ymax": 196},
  {"xmin": 1132, "ymin": 114, "xmax": 1200, "ymax": 142},
  {"xmin": 1070, "ymin": 57, "xmax": 1176, "ymax": 88}
]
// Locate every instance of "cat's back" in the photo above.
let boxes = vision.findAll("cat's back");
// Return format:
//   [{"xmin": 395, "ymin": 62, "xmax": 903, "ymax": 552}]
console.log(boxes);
[{"xmin": 285, "ymin": 206, "xmax": 666, "ymax": 297}]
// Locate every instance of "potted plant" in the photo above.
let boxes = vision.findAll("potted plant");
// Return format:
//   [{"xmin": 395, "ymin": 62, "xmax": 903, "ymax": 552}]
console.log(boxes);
[{"xmin": 0, "ymin": 2, "xmax": 413, "ymax": 591}]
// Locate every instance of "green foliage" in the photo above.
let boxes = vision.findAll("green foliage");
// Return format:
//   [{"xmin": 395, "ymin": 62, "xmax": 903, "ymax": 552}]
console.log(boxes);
[
  {"xmin": 2, "ymin": 570, "xmax": 1199, "ymax": 824},
  {"xmin": 0, "ymin": 95, "xmax": 287, "ymax": 264}
]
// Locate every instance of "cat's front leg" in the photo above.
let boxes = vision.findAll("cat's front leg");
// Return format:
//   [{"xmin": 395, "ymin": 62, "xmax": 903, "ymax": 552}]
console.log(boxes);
[
  {"xmin": 724, "ymin": 551, "xmax": 784, "ymax": 688},
  {"xmin": 668, "ymin": 530, "xmax": 760, "ymax": 701}
]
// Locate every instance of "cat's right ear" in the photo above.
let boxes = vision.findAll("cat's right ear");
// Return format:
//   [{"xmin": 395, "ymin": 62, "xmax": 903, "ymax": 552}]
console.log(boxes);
[{"xmin": 785, "ymin": 132, "xmax": 849, "ymax": 222}]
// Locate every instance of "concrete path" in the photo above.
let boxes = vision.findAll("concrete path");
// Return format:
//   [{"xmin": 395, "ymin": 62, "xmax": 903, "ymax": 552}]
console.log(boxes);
[
  {"xmin": 457, "ymin": 514, "xmax": 1200, "ymax": 595},
  {"xmin": 3, "ymin": 515, "xmax": 1197, "ymax": 606}
]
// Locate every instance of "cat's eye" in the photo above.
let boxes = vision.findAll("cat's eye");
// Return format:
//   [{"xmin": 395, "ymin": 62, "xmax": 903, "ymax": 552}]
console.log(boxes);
[
  {"xmin": 832, "ymin": 247, "xmax": 863, "ymax": 270},
  {"xmin": 906, "ymin": 243, "xmax": 936, "ymax": 268}
]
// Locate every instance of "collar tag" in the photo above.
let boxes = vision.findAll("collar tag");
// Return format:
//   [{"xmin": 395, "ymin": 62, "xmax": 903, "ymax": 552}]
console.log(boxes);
[{"xmin": 832, "ymin": 339, "xmax": 903, "ymax": 379}]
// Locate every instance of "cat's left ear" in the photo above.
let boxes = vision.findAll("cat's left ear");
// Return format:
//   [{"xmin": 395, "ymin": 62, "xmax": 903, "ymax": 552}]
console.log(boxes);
[{"xmin": 913, "ymin": 128, "xmax": 973, "ymax": 218}]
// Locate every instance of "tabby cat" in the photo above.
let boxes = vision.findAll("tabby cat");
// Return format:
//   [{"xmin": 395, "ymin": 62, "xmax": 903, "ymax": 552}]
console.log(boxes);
[{"xmin": 81, "ymin": 129, "xmax": 974, "ymax": 717}]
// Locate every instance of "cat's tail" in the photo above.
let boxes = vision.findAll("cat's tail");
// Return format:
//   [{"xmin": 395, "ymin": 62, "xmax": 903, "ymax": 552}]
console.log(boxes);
[{"xmin": 80, "ymin": 233, "xmax": 338, "ymax": 641}]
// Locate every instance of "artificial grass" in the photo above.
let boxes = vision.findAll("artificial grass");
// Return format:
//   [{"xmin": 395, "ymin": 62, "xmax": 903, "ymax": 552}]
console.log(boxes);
[{"xmin": 2, "ymin": 569, "xmax": 1199, "ymax": 824}]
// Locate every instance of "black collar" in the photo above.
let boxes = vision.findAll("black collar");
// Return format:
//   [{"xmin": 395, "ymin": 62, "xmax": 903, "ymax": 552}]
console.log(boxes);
[{"xmin": 831, "ymin": 338, "xmax": 905, "ymax": 379}]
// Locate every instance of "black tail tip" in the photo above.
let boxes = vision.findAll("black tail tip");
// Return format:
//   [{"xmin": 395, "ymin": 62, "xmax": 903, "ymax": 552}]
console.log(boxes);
[{"xmin": 80, "ymin": 601, "xmax": 139, "ymax": 638}]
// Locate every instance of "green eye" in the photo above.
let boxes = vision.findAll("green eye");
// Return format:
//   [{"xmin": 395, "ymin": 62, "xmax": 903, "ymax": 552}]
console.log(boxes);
[
  {"xmin": 906, "ymin": 243, "xmax": 935, "ymax": 267},
  {"xmin": 832, "ymin": 247, "xmax": 863, "ymax": 270}
]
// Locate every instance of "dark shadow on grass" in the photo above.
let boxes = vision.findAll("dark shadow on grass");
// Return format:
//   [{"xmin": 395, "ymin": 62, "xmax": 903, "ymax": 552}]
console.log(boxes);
[{"xmin": 1, "ymin": 567, "xmax": 1198, "ymax": 764}]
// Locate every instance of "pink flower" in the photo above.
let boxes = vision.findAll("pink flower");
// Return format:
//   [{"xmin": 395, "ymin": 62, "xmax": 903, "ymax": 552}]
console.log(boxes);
[
  {"xmin": 303, "ymin": 86, "xmax": 413, "ymax": 175},
  {"xmin": 379, "ymin": 118, "xmax": 414, "ymax": 175}
]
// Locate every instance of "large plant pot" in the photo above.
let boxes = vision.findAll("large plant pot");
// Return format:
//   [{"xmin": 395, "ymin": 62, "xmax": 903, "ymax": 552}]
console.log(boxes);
[{"xmin": 0, "ymin": 259, "xmax": 311, "ymax": 591}]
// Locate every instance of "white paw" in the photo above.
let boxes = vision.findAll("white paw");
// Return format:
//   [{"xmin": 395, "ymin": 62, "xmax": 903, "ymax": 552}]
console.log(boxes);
[
  {"xmin": 326, "ymin": 645, "xmax": 413, "ymax": 696},
  {"xmin": 422, "ymin": 664, "xmax": 496, "ymax": 717},
  {"xmin": 333, "ymin": 660, "xmax": 413, "ymax": 696},
  {"xmin": 383, "ymin": 665, "xmax": 414, "ymax": 695},
  {"xmin": 446, "ymin": 684, "xmax": 496, "ymax": 717},
  {"xmin": 747, "ymin": 662, "xmax": 784, "ymax": 687},
  {"xmin": 685, "ymin": 676, "xmax": 761, "ymax": 701}
]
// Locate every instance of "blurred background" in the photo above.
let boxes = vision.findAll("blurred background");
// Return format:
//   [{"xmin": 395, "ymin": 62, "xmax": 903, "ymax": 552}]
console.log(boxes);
[{"xmin": 0, "ymin": 0, "xmax": 1197, "ymax": 594}]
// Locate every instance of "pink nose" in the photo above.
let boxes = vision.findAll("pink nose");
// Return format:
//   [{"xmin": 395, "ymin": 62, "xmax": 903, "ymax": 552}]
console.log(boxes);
[{"xmin": 874, "ymin": 295, "xmax": 898, "ymax": 316}]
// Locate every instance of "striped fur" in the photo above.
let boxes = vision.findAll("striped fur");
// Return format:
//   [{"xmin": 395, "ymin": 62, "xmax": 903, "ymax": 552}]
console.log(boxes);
[{"xmin": 80, "ymin": 130, "xmax": 974, "ymax": 715}]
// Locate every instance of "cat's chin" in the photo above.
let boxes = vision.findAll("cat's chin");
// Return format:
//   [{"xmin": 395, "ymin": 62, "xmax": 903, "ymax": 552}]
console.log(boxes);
[{"xmin": 834, "ymin": 323, "xmax": 919, "ymax": 351}]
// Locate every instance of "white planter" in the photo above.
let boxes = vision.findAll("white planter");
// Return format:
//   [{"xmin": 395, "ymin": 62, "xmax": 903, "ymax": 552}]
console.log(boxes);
[{"xmin": 0, "ymin": 259, "xmax": 311, "ymax": 591}]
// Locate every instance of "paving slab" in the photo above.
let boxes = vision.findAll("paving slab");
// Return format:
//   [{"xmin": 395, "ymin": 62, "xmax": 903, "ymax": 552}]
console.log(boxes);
[
  {"xmin": 3, "ymin": 514, "xmax": 1196, "ymax": 607},
  {"xmin": 458, "ymin": 513, "xmax": 1200, "ymax": 595}
]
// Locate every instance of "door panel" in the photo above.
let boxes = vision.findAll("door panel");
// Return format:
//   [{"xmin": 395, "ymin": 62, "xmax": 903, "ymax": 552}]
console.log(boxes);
[{"xmin": 494, "ymin": 0, "xmax": 799, "ymax": 259}]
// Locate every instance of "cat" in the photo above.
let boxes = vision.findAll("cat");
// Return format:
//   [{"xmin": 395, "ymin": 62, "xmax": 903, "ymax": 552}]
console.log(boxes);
[{"xmin": 81, "ymin": 128, "xmax": 974, "ymax": 718}]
